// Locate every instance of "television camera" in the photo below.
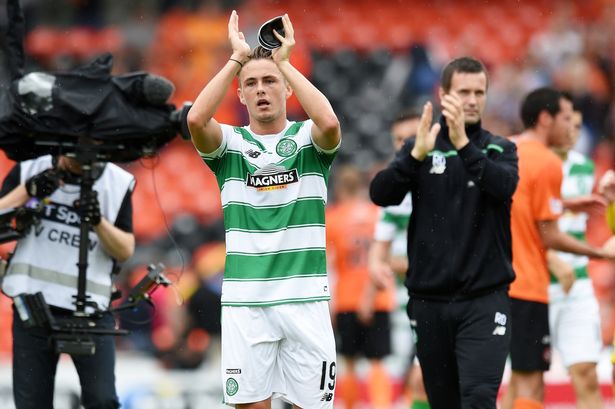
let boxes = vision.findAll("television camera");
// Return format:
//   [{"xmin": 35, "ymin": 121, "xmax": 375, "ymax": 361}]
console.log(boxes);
[{"xmin": 0, "ymin": 0, "xmax": 189, "ymax": 354}]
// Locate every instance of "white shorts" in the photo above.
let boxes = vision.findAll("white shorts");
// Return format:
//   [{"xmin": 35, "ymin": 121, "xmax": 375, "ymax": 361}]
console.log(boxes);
[
  {"xmin": 549, "ymin": 278, "xmax": 602, "ymax": 368},
  {"xmin": 221, "ymin": 301, "xmax": 337, "ymax": 407}
]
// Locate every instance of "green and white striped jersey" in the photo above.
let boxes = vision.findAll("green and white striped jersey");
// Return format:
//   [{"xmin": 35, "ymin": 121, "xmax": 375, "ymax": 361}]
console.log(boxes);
[
  {"xmin": 374, "ymin": 192, "xmax": 412, "ymax": 311},
  {"xmin": 552, "ymin": 150, "xmax": 595, "ymax": 282},
  {"xmin": 198, "ymin": 120, "xmax": 338, "ymax": 306},
  {"xmin": 374, "ymin": 193, "xmax": 412, "ymax": 257}
]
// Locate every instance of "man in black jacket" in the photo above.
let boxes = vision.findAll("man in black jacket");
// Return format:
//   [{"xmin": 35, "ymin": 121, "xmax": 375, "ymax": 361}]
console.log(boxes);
[{"xmin": 370, "ymin": 57, "xmax": 519, "ymax": 409}]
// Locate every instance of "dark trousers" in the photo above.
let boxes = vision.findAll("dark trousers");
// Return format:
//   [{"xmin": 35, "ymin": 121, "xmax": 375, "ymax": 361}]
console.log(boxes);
[
  {"xmin": 408, "ymin": 290, "xmax": 511, "ymax": 409},
  {"xmin": 12, "ymin": 308, "xmax": 120, "ymax": 409}
]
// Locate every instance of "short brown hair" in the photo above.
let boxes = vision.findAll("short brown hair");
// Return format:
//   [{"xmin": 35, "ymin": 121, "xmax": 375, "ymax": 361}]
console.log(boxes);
[
  {"xmin": 440, "ymin": 57, "xmax": 487, "ymax": 92},
  {"xmin": 246, "ymin": 46, "xmax": 273, "ymax": 63}
]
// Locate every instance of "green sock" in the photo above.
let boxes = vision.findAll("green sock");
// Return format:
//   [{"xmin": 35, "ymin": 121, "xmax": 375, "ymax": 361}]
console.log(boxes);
[{"xmin": 411, "ymin": 400, "xmax": 430, "ymax": 409}]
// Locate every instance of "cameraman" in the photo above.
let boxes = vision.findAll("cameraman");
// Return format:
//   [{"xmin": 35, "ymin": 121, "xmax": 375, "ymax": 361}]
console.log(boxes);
[{"xmin": 0, "ymin": 154, "xmax": 135, "ymax": 409}]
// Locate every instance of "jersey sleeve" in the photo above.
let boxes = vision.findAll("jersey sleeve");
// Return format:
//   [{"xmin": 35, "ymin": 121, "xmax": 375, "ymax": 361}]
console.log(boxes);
[
  {"xmin": 0, "ymin": 163, "xmax": 21, "ymax": 197},
  {"xmin": 531, "ymin": 157, "xmax": 564, "ymax": 221},
  {"xmin": 308, "ymin": 120, "xmax": 340, "ymax": 168},
  {"xmin": 195, "ymin": 125, "xmax": 232, "ymax": 174},
  {"xmin": 373, "ymin": 208, "xmax": 396, "ymax": 242}
]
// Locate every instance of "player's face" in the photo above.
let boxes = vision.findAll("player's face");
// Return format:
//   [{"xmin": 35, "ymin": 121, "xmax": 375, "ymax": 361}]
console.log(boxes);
[
  {"xmin": 548, "ymin": 98, "xmax": 574, "ymax": 149},
  {"xmin": 571, "ymin": 110, "xmax": 582, "ymax": 145},
  {"xmin": 238, "ymin": 59, "xmax": 291, "ymax": 123},
  {"xmin": 446, "ymin": 71, "xmax": 487, "ymax": 124},
  {"xmin": 391, "ymin": 118, "xmax": 420, "ymax": 152}
]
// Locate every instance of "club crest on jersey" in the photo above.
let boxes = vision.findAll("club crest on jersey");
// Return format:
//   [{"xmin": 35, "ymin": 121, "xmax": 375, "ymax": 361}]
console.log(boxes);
[
  {"xmin": 276, "ymin": 138, "xmax": 297, "ymax": 157},
  {"xmin": 246, "ymin": 164, "xmax": 299, "ymax": 191},
  {"xmin": 429, "ymin": 152, "xmax": 446, "ymax": 174}
]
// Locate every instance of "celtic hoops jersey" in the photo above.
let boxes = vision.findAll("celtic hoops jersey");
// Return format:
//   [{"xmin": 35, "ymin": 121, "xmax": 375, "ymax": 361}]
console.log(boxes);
[
  {"xmin": 551, "ymin": 150, "xmax": 594, "ymax": 282},
  {"xmin": 374, "ymin": 193, "xmax": 412, "ymax": 257},
  {"xmin": 198, "ymin": 120, "xmax": 338, "ymax": 306}
]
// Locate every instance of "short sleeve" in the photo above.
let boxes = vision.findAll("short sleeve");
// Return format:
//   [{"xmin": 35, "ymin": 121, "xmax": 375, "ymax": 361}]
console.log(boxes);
[
  {"xmin": 309, "ymin": 120, "xmax": 340, "ymax": 168},
  {"xmin": 195, "ymin": 125, "xmax": 231, "ymax": 174},
  {"xmin": 0, "ymin": 163, "xmax": 21, "ymax": 197},
  {"xmin": 374, "ymin": 209, "xmax": 396, "ymax": 241},
  {"xmin": 531, "ymin": 157, "xmax": 563, "ymax": 221}
]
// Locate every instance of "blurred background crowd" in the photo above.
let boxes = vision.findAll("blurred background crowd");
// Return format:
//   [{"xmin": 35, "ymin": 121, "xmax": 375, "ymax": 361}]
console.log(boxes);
[{"xmin": 1, "ymin": 0, "xmax": 615, "ymax": 407}]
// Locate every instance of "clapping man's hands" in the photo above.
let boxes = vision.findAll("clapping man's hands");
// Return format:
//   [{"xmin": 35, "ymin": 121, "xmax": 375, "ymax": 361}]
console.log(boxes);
[
  {"xmin": 441, "ymin": 93, "xmax": 469, "ymax": 150},
  {"xmin": 411, "ymin": 102, "xmax": 441, "ymax": 161}
]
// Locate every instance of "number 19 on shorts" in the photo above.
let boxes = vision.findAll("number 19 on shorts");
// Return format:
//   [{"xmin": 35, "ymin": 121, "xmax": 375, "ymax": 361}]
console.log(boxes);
[{"xmin": 319, "ymin": 361, "xmax": 336, "ymax": 394}]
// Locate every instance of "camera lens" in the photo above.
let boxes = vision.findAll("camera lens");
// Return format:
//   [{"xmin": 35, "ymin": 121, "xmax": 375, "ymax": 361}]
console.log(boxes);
[{"xmin": 258, "ymin": 16, "xmax": 285, "ymax": 50}]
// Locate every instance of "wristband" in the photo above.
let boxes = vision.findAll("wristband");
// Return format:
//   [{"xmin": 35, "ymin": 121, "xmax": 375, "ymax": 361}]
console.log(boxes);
[{"xmin": 229, "ymin": 58, "xmax": 244, "ymax": 68}]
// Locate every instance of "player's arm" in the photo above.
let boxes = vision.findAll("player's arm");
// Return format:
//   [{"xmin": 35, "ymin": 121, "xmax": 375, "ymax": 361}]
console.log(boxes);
[
  {"xmin": 538, "ymin": 219, "xmax": 612, "ymax": 259},
  {"xmin": 368, "ymin": 240, "xmax": 395, "ymax": 290},
  {"xmin": 271, "ymin": 14, "xmax": 340, "ymax": 150},
  {"xmin": 546, "ymin": 250, "xmax": 575, "ymax": 293},
  {"xmin": 187, "ymin": 10, "xmax": 250, "ymax": 154},
  {"xmin": 390, "ymin": 255, "xmax": 408, "ymax": 277},
  {"xmin": 561, "ymin": 194, "xmax": 607, "ymax": 214}
]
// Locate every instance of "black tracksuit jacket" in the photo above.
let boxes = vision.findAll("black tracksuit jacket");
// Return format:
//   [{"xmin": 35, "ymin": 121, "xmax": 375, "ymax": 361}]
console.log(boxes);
[{"xmin": 370, "ymin": 117, "xmax": 519, "ymax": 301}]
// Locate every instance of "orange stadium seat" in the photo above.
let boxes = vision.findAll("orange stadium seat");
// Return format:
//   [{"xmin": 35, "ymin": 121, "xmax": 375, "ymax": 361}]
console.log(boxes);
[
  {"xmin": 94, "ymin": 27, "xmax": 124, "ymax": 55},
  {"xmin": 63, "ymin": 27, "xmax": 96, "ymax": 59},
  {"xmin": 24, "ymin": 27, "xmax": 61, "ymax": 60}
]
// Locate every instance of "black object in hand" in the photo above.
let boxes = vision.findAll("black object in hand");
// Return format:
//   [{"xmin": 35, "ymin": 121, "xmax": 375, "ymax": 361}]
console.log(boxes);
[
  {"xmin": 25, "ymin": 169, "xmax": 61, "ymax": 199},
  {"xmin": 258, "ymin": 16, "xmax": 285, "ymax": 50},
  {"xmin": 74, "ymin": 190, "xmax": 101, "ymax": 226}
]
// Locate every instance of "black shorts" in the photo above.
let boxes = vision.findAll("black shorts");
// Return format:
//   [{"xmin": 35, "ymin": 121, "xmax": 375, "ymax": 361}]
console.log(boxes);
[
  {"xmin": 510, "ymin": 297, "xmax": 551, "ymax": 371},
  {"xmin": 335, "ymin": 311, "xmax": 391, "ymax": 359}
]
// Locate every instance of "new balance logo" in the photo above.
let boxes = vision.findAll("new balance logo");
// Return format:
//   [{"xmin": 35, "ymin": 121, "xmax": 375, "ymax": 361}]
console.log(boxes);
[
  {"xmin": 493, "ymin": 312, "xmax": 507, "ymax": 335},
  {"xmin": 320, "ymin": 393, "xmax": 333, "ymax": 402},
  {"xmin": 246, "ymin": 149, "xmax": 261, "ymax": 158},
  {"xmin": 493, "ymin": 326, "xmax": 506, "ymax": 336}
]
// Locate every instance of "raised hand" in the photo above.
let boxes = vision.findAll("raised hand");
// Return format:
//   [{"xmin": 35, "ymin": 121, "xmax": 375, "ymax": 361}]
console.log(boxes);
[
  {"xmin": 598, "ymin": 170, "xmax": 615, "ymax": 204},
  {"xmin": 411, "ymin": 101, "xmax": 441, "ymax": 161},
  {"xmin": 272, "ymin": 14, "xmax": 295, "ymax": 64},
  {"xmin": 228, "ymin": 10, "xmax": 251, "ymax": 62},
  {"xmin": 441, "ymin": 93, "xmax": 469, "ymax": 150}
]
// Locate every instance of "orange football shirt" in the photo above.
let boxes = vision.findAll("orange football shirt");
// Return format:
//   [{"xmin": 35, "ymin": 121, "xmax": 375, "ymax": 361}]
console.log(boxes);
[
  {"xmin": 326, "ymin": 198, "xmax": 395, "ymax": 313},
  {"xmin": 509, "ymin": 137, "xmax": 563, "ymax": 303}
]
